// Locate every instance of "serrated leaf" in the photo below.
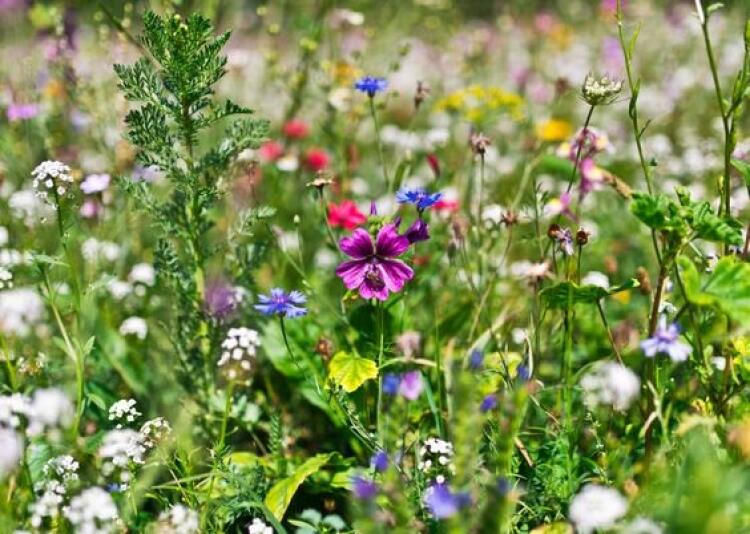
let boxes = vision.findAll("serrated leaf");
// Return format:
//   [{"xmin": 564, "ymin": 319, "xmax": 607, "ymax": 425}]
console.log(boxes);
[
  {"xmin": 678, "ymin": 256, "xmax": 750, "ymax": 323},
  {"xmin": 328, "ymin": 351, "xmax": 378, "ymax": 393},
  {"xmin": 630, "ymin": 192, "xmax": 688, "ymax": 235},
  {"xmin": 264, "ymin": 453, "xmax": 333, "ymax": 521}
]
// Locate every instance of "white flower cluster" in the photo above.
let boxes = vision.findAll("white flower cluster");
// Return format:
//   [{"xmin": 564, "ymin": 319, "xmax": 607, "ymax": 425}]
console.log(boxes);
[
  {"xmin": 31, "ymin": 161, "xmax": 74, "ymax": 201},
  {"xmin": 0, "ymin": 427, "xmax": 22, "ymax": 478},
  {"xmin": 581, "ymin": 73, "xmax": 623, "ymax": 106},
  {"xmin": 569, "ymin": 484, "xmax": 628, "ymax": 534},
  {"xmin": 63, "ymin": 487, "xmax": 119, "ymax": 534},
  {"xmin": 105, "ymin": 263, "xmax": 156, "ymax": 301},
  {"xmin": 8, "ymin": 189, "xmax": 54, "ymax": 225},
  {"xmin": 0, "ymin": 287, "xmax": 44, "ymax": 337},
  {"xmin": 157, "ymin": 504, "xmax": 200, "ymax": 534},
  {"xmin": 580, "ymin": 362, "xmax": 641, "ymax": 411},
  {"xmin": 248, "ymin": 518, "xmax": 274, "ymax": 534},
  {"xmin": 0, "ymin": 267, "xmax": 12, "ymax": 289},
  {"xmin": 30, "ymin": 455, "xmax": 80, "ymax": 529},
  {"xmin": 108, "ymin": 399, "xmax": 141, "ymax": 428},
  {"xmin": 217, "ymin": 327, "xmax": 262, "ymax": 383},
  {"xmin": 140, "ymin": 417, "xmax": 171, "ymax": 449},
  {"xmin": 418, "ymin": 437, "xmax": 455, "ymax": 484},
  {"xmin": 98, "ymin": 429, "xmax": 147, "ymax": 488},
  {"xmin": 81, "ymin": 238, "xmax": 121, "ymax": 263},
  {"xmin": 0, "ymin": 388, "xmax": 74, "ymax": 438},
  {"xmin": 119, "ymin": 316, "xmax": 148, "ymax": 340}
]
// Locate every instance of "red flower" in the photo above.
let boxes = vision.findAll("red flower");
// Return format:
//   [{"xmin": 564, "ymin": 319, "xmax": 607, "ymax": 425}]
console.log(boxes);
[
  {"xmin": 434, "ymin": 198, "xmax": 459, "ymax": 213},
  {"xmin": 426, "ymin": 153, "xmax": 440, "ymax": 178},
  {"xmin": 258, "ymin": 140, "xmax": 283, "ymax": 162},
  {"xmin": 328, "ymin": 200, "xmax": 366, "ymax": 230},
  {"xmin": 304, "ymin": 148, "xmax": 331, "ymax": 172},
  {"xmin": 282, "ymin": 119, "xmax": 310, "ymax": 140}
]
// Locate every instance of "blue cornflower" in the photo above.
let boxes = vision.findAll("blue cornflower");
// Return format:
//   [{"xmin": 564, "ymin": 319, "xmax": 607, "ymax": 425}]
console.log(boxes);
[
  {"xmin": 351, "ymin": 475, "xmax": 379, "ymax": 500},
  {"xmin": 516, "ymin": 364, "xmax": 530, "ymax": 382},
  {"xmin": 396, "ymin": 187, "xmax": 443, "ymax": 212},
  {"xmin": 370, "ymin": 450, "xmax": 389, "ymax": 472},
  {"xmin": 354, "ymin": 76, "xmax": 388, "ymax": 97},
  {"xmin": 382, "ymin": 373, "xmax": 401, "ymax": 396},
  {"xmin": 254, "ymin": 288, "xmax": 307, "ymax": 318},
  {"xmin": 469, "ymin": 349, "xmax": 484, "ymax": 370}
]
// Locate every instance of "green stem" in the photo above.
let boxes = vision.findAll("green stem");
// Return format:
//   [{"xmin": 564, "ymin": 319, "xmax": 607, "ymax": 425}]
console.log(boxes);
[
  {"xmin": 280, "ymin": 317, "xmax": 322, "ymax": 396},
  {"xmin": 565, "ymin": 105, "xmax": 595, "ymax": 194},
  {"xmin": 376, "ymin": 301, "xmax": 385, "ymax": 441},
  {"xmin": 369, "ymin": 96, "xmax": 390, "ymax": 192}
]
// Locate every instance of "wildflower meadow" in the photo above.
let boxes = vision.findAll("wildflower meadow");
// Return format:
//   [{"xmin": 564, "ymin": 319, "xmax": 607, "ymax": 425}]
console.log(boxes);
[{"xmin": 3, "ymin": 0, "xmax": 750, "ymax": 532}]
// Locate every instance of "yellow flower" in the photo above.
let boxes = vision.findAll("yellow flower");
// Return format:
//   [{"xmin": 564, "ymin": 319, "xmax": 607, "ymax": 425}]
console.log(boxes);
[{"xmin": 536, "ymin": 119, "xmax": 573, "ymax": 142}]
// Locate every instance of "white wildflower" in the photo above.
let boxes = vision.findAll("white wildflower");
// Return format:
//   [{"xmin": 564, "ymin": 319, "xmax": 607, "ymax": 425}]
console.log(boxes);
[
  {"xmin": 119, "ymin": 317, "xmax": 148, "ymax": 340},
  {"xmin": 0, "ymin": 428, "xmax": 23, "ymax": 478},
  {"xmin": 247, "ymin": 518, "xmax": 274, "ymax": 534},
  {"xmin": 63, "ymin": 487, "xmax": 119, "ymax": 534},
  {"xmin": 0, "ymin": 287, "xmax": 44, "ymax": 336},
  {"xmin": 139, "ymin": 417, "xmax": 171, "ymax": 449},
  {"xmin": 106, "ymin": 279, "xmax": 133, "ymax": 300},
  {"xmin": 8, "ymin": 189, "xmax": 52, "ymax": 225},
  {"xmin": 580, "ymin": 362, "xmax": 641, "ymax": 411},
  {"xmin": 157, "ymin": 504, "xmax": 200, "ymax": 534},
  {"xmin": 568, "ymin": 484, "xmax": 628, "ymax": 534},
  {"xmin": 418, "ymin": 437, "xmax": 455, "ymax": 482},
  {"xmin": 27, "ymin": 387, "xmax": 75, "ymax": 436},
  {"xmin": 99, "ymin": 429, "xmax": 147, "ymax": 487},
  {"xmin": 217, "ymin": 327, "xmax": 261, "ymax": 383},
  {"xmin": 31, "ymin": 161, "xmax": 74, "ymax": 201},
  {"xmin": 0, "ymin": 267, "xmax": 12, "ymax": 289},
  {"xmin": 622, "ymin": 517, "xmax": 664, "ymax": 534},
  {"xmin": 128, "ymin": 263, "xmax": 155, "ymax": 287},
  {"xmin": 108, "ymin": 399, "xmax": 141, "ymax": 427}
]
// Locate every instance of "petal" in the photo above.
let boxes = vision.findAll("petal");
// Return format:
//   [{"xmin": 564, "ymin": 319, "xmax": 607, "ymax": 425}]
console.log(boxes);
[
  {"xmin": 339, "ymin": 229, "xmax": 374, "ymax": 259},
  {"xmin": 375, "ymin": 224, "xmax": 410, "ymax": 258},
  {"xmin": 378, "ymin": 259, "xmax": 414, "ymax": 292},
  {"xmin": 640, "ymin": 338, "xmax": 658, "ymax": 357},
  {"xmin": 335, "ymin": 259, "xmax": 368, "ymax": 289}
]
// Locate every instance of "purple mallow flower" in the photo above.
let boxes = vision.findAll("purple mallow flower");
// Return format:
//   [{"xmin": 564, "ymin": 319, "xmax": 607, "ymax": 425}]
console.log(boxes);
[
  {"xmin": 640, "ymin": 318, "xmax": 692, "ymax": 362},
  {"xmin": 336, "ymin": 224, "xmax": 414, "ymax": 301},
  {"xmin": 396, "ymin": 187, "xmax": 443, "ymax": 212},
  {"xmin": 354, "ymin": 76, "xmax": 388, "ymax": 97},
  {"xmin": 351, "ymin": 475, "xmax": 378, "ymax": 500},
  {"xmin": 424, "ymin": 483, "xmax": 471, "ymax": 519},
  {"xmin": 397, "ymin": 370, "xmax": 423, "ymax": 400},
  {"xmin": 370, "ymin": 450, "xmax": 389, "ymax": 472},
  {"xmin": 254, "ymin": 288, "xmax": 307, "ymax": 318}
]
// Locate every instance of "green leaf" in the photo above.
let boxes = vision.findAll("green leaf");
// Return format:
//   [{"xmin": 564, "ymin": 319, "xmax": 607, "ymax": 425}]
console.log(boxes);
[
  {"xmin": 630, "ymin": 192, "xmax": 688, "ymax": 235},
  {"xmin": 264, "ymin": 453, "xmax": 333, "ymax": 521},
  {"xmin": 678, "ymin": 256, "xmax": 750, "ymax": 323},
  {"xmin": 731, "ymin": 158, "xmax": 750, "ymax": 188},
  {"xmin": 689, "ymin": 201, "xmax": 743, "ymax": 246},
  {"xmin": 540, "ymin": 279, "xmax": 639, "ymax": 309},
  {"xmin": 328, "ymin": 351, "xmax": 378, "ymax": 393}
]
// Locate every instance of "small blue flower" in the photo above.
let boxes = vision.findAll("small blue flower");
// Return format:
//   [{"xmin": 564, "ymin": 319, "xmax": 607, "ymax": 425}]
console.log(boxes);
[
  {"xmin": 424, "ymin": 483, "xmax": 471, "ymax": 519},
  {"xmin": 640, "ymin": 317, "xmax": 691, "ymax": 362},
  {"xmin": 254, "ymin": 288, "xmax": 307, "ymax": 318},
  {"xmin": 469, "ymin": 349, "xmax": 484, "ymax": 370},
  {"xmin": 370, "ymin": 450, "xmax": 389, "ymax": 472},
  {"xmin": 480, "ymin": 394, "xmax": 498, "ymax": 413},
  {"xmin": 382, "ymin": 373, "xmax": 401, "ymax": 396},
  {"xmin": 516, "ymin": 364, "xmax": 530, "ymax": 382},
  {"xmin": 396, "ymin": 187, "xmax": 443, "ymax": 212},
  {"xmin": 354, "ymin": 76, "xmax": 388, "ymax": 97},
  {"xmin": 351, "ymin": 475, "xmax": 378, "ymax": 500}
]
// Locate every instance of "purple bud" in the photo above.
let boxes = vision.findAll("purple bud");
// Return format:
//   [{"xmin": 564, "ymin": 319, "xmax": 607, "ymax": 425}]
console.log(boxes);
[
  {"xmin": 469, "ymin": 349, "xmax": 484, "ymax": 370},
  {"xmin": 370, "ymin": 201, "xmax": 377, "ymax": 215},
  {"xmin": 351, "ymin": 475, "xmax": 378, "ymax": 500},
  {"xmin": 404, "ymin": 219, "xmax": 430, "ymax": 244}
]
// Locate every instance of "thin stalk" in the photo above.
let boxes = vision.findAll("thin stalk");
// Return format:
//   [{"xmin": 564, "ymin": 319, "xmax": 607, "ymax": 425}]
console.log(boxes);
[
  {"xmin": 565, "ymin": 105, "xmax": 595, "ymax": 194},
  {"xmin": 376, "ymin": 301, "xmax": 385, "ymax": 441},
  {"xmin": 597, "ymin": 301, "xmax": 622, "ymax": 364},
  {"xmin": 280, "ymin": 317, "xmax": 322, "ymax": 396},
  {"xmin": 369, "ymin": 96, "xmax": 390, "ymax": 192}
]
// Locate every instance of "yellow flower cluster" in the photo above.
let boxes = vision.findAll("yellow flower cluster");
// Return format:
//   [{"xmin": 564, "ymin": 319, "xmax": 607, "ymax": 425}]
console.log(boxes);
[{"xmin": 435, "ymin": 85, "xmax": 525, "ymax": 122}]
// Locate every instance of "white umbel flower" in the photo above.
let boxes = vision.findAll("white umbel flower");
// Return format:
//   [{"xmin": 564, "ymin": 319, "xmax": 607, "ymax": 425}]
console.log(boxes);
[
  {"xmin": 580, "ymin": 362, "xmax": 641, "ymax": 411},
  {"xmin": 108, "ymin": 399, "xmax": 141, "ymax": 428},
  {"xmin": 569, "ymin": 484, "xmax": 628, "ymax": 534},
  {"xmin": 63, "ymin": 487, "xmax": 119, "ymax": 534},
  {"xmin": 119, "ymin": 317, "xmax": 148, "ymax": 340},
  {"xmin": 217, "ymin": 327, "xmax": 261, "ymax": 383},
  {"xmin": 157, "ymin": 504, "xmax": 200, "ymax": 534},
  {"xmin": 31, "ymin": 161, "xmax": 74, "ymax": 201},
  {"xmin": 247, "ymin": 518, "xmax": 274, "ymax": 534},
  {"xmin": 0, "ymin": 428, "xmax": 22, "ymax": 478},
  {"xmin": 27, "ymin": 387, "xmax": 74, "ymax": 436},
  {"xmin": 418, "ymin": 437, "xmax": 455, "ymax": 483},
  {"xmin": 0, "ymin": 267, "xmax": 13, "ymax": 289},
  {"xmin": 99, "ymin": 430, "xmax": 147, "ymax": 488}
]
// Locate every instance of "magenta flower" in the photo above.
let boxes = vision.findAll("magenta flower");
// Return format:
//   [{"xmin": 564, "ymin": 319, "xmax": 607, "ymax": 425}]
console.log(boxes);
[
  {"xmin": 335, "ymin": 224, "xmax": 414, "ymax": 301},
  {"xmin": 398, "ymin": 370, "xmax": 424, "ymax": 400}
]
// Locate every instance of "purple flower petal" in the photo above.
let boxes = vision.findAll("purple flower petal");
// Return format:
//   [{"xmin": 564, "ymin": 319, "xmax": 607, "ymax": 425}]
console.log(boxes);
[
  {"xmin": 375, "ymin": 224, "xmax": 410, "ymax": 258},
  {"xmin": 339, "ymin": 228, "xmax": 374, "ymax": 259},
  {"xmin": 377, "ymin": 259, "xmax": 414, "ymax": 293},
  {"xmin": 335, "ymin": 259, "xmax": 369, "ymax": 290}
]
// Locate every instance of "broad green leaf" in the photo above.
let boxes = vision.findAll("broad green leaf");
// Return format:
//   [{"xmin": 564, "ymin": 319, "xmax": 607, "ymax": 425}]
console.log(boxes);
[
  {"xmin": 630, "ymin": 192, "xmax": 688, "ymax": 235},
  {"xmin": 328, "ymin": 351, "xmax": 378, "ymax": 393},
  {"xmin": 540, "ymin": 279, "xmax": 639, "ymax": 309},
  {"xmin": 265, "ymin": 453, "xmax": 333, "ymax": 521},
  {"xmin": 678, "ymin": 256, "xmax": 750, "ymax": 323}
]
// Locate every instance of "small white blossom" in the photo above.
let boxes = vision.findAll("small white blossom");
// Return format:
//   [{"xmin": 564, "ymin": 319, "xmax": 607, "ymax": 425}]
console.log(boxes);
[
  {"xmin": 217, "ymin": 327, "xmax": 261, "ymax": 383},
  {"xmin": 0, "ymin": 287, "xmax": 44, "ymax": 336},
  {"xmin": 247, "ymin": 518, "xmax": 274, "ymax": 534},
  {"xmin": 31, "ymin": 161, "xmax": 74, "ymax": 202},
  {"xmin": 108, "ymin": 399, "xmax": 141, "ymax": 427},
  {"xmin": 99, "ymin": 429, "xmax": 147, "ymax": 487},
  {"xmin": 0, "ymin": 428, "xmax": 22, "ymax": 478},
  {"xmin": 81, "ymin": 238, "xmax": 121, "ymax": 263},
  {"xmin": 581, "ymin": 73, "xmax": 623, "ymax": 106},
  {"xmin": 119, "ymin": 317, "xmax": 148, "ymax": 340},
  {"xmin": 106, "ymin": 279, "xmax": 133, "ymax": 300},
  {"xmin": 0, "ymin": 267, "xmax": 13, "ymax": 289},
  {"xmin": 157, "ymin": 504, "xmax": 200, "ymax": 534},
  {"xmin": 580, "ymin": 362, "xmax": 641, "ymax": 411},
  {"xmin": 622, "ymin": 517, "xmax": 664, "ymax": 534},
  {"xmin": 27, "ymin": 387, "xmax": 75, "ymax": 436},
  {"xmin": 63, "ymin": 487, "xmax": 119, "ymax": 534},
  {"xmin": 140, "ymin": 417, "xmax": 171, "ymax": 448},
  {"xmin": 418, "ymin": 437, "xmax": 455, "ymax": 482},
  {"xmin": 569, "ymin": 484, "xmax": 628, "ymax": 534},
  {"xmin": 128, "ymin": 263, "xmax": 155, "ymax": 286}
]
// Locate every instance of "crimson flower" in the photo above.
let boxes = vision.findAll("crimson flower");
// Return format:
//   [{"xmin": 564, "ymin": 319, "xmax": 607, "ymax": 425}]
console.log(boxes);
[
  {"xmin": 303, "ymin": 148, "xmax": 331, "ymax": 172},
  {"xmin": 336, "ymin": 224, "xmax": 414, "ymax": 301},
  {"xmin": 282, "ymin": 119, "xmax": 310, "ymax": 140},
  {"xmin": 328, "ymin": 200, "xmax": 366, "ymax": 230}
]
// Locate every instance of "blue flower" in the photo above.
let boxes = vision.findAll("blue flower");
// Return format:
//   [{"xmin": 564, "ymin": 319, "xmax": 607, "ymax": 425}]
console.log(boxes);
[
  {"xmin": 424, "ymin": 483, "xmax": 471, "ymax": 519},
  {"xmin": 254, "ymin": 288, "xmax": 307, "ymax": 318},
  {"xmin": 396, "ymin": 187, "xmax": 443, "ymax": 212},
  {"xmin": 382, "ymin": 373, "xmax": 401, "ymax": 396},
  {"xmin": 351, "ymin": 475, "xmax": 378, "ymax": 500},
  {"xmin": 354, "ymin": 76, "xmax": 388, "ymax": 97},
  {"xmin": 370, "ymin": 450, "xmax": 389, "ymax": 472},
  {"xmin": 480, "ymin": 394, "xmax": 497, "ymax": 413},
  {"xmin": 640, "ymin": 317, "xmax": 691, "ymax": 362},
  {"xmin": 469, "ymin": 349, "xmax": 484, "ymax": 370},
  {"xmin": 516, "ymin": 364, "xmax": 530, "ymax": 382}
]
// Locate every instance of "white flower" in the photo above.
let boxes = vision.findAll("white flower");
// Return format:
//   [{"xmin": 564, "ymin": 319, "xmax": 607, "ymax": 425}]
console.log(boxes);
[
  {"xmin": 106, "ymin": 280, "xmax": 133, "ymax": 300},
  {"xmin": 276, "ymin": 155, "xmax": 299, "ymax": 172},
  {"xmin": 63, "ymin": 487, "xmax": 119, "ymax": 534},
  {"xmin": 8, "ymin": 189, "xmax": 53, "ymax": 225},
  {"xmin": 31, "ymin": 161, "xmax": 74, "ymax": 201},
  {"xmin": 81, "ymin": 238, "xmax": 121, "ymax": 263},
  {"xmin": 568, "ymin": 484, "xmax": 628, "ymax": 534},
  {"xmin": 622, "ymin": 517, "xmax": 664, "ymax": 534},
  {"xmin": 418, "ymin": 437, "xmax": 455, "ymax": 481},
  {"xmin": 80, "ymin": 173, "xmax": 111, "ymax": 195},
  {"xmin": 157, "ymin": 504, "xmax": 199, "ymax": 534},
  {"xmin": 140, "ymin": 417, "xmax": 171, "ymax": 448},
  {"xmin": 128, "ymin": 263, "xmax": 155, "ymax": 286},
  {"xmin": 99, "ymin": 430, "xmax": 147, "ymax": 486},
  {"xmin": 119, "ymin": 317, "xmax": 148, "ymax": 340},
  {"xmin": 0, "ymin": 267, "xmax": 13, "ymax": 289},
  {"xmin": 0, "ymin": 226, "xmax": 7, "ymax": 247},
  {"xmin": 247, "ymin": 518, "xmax": 274, "ymax": 534},
  {"xmin": 108, "ymin": 399, "xmax": 142, "ymax": 427},
  {"xmin": 0, "ymin": 428, "xmax": 22, "ymax": 478},
  {"xmin": 580, "ymin": 362, "xmax": 641, "ymax": 411},
  {"xmin": 581, "ymin": 271, "xmax": 610, "ymax": 289},
  {"xmin": 27, "ymin": 388, "xmax": 74, "ymax": 436},
  {"xmin": 217, "ymin": 327, "xmax": 261, "ymax": 383},
  {"xmin": 0, "ymin": 287, "xmax": 44, "ymax": 336}
]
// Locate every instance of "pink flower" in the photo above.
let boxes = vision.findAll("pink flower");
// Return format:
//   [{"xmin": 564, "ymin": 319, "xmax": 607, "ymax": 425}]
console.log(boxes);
[
  {"xmin": 303, "ymin": 148, "xmax": 331, "ymax": 172},
  {"xmin": 336, "ymin": 224, "xmax": 414, "ymax": 301},
  {"xmin": 258, "ymin": 140, "xmax": 284, "ymax": 162},
  {"xmin": 328, "ymin": 200, "xmax": 366, "ymax": 230},
  {"xmin": 7, "ymin": 103, "xmax": 39, "ymax": 122},
  {"xmin": 398, "ymin": 371, "xmax": 423, "ymax": 400},
  {"xmin": 433, "ymin": 198, "xmax": 459, "ymax": 214},
  {"xmin": 579, "ymin": 158, "xmax": 605, "ymax": 197},
  {"xmin": 282, "ymin": 119, "xmax": 310, "ymax": 140}
]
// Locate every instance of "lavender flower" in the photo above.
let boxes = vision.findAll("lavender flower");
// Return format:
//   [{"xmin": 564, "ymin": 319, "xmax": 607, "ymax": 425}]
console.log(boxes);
[
  {"xmin": 354, "ymin": 76, "xmax": 388, "ymax": 97},
  {"xmin": 397, "ymin": 370, "xmax": 423, "ymax": 400},
  {"xmin": 404, "ymin": 219, "xmax": 430, "ymax": 243},
  {"xmin": 7, "ymin": 103, "xmax": 39, "ymax": 122},
  {"xmin": 351, "ymin": 475, "xmax": 378, "ymax": 500},
  {"xmin": 424, "ymin": 483, "xmax": 470, "ymax": 519},
  {"xmin": 335, "ymin": 224, "xmax": 414, "ymax": 301},
  {"xmin": 80, "ymin": 173, "xmax": 111, "ymax": 195},
  {"xmin": 370, "ymin": 450, "xmax": 389, "ymax": 472},
  {"xmin": 480, "ymin": 394, "xmax": 498, "ymax": 413},
  {"xmin": 204, "ymin": 279, "xmax": 240, "ymax": 319},
  {"xmin": 396, "ymin": 187, "xmax": 443, "ymax": 212},
  {"xmin": 255, "ymin": 288, "xmax": 307, "ymax": 318},
  {"xmin": 640, "ymin": 318, "xmax": 692, "ymax": 362}
]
